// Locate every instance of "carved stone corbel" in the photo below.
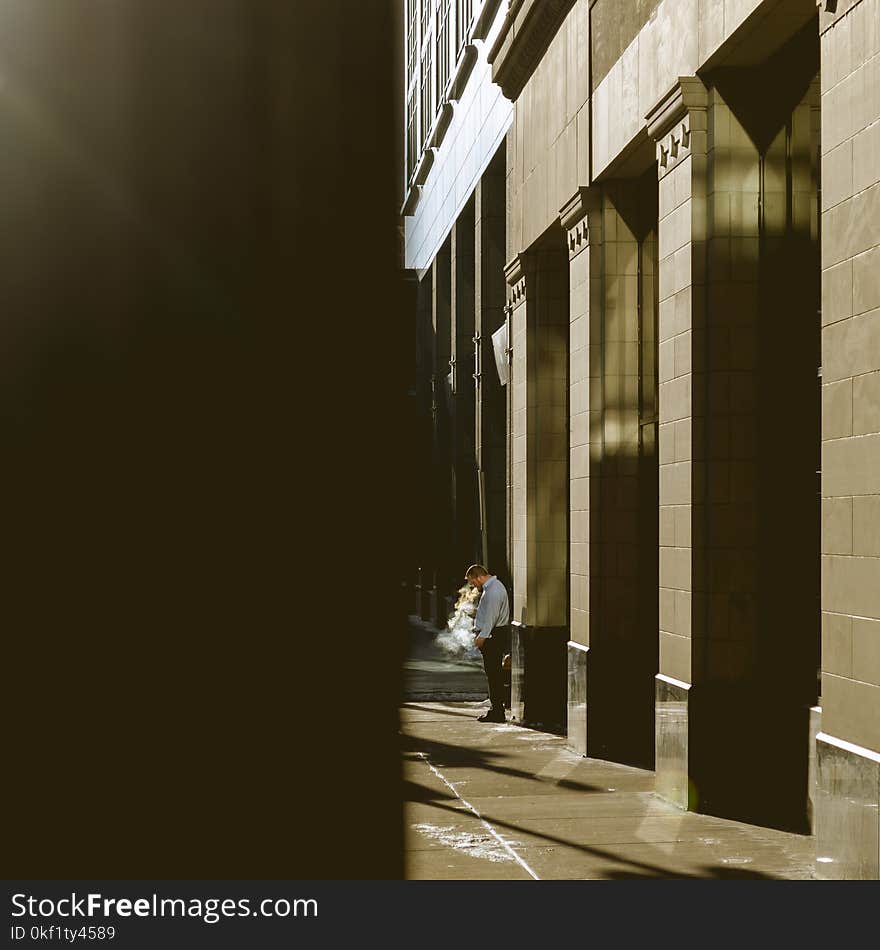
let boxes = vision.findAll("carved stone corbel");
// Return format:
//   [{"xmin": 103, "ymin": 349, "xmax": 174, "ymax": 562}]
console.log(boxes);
[
  {"xmin": 503, "ymin": 254, "xmax": 533, "ymax": 309},
  {"xmin": 559, "ymin": 187, "xmax": 603, "ymax": 260},
  {"xmin": 644, "ymin": 77, "xmax": 709, "ymax": 180}
]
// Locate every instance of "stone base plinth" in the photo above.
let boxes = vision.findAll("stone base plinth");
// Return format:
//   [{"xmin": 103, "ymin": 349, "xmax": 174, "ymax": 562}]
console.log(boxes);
[
  {"xmin": 510, "ymin": 622, "xmax": 568, "ymax": 733},
  {"xmin": 567, "ymin": 642, "xmax": 588, "ymax": 756},
  {"xmin": 815, "ymin": 733, "xmax": 880, "ymax": 880},
  {"xmin": 655, "ymin": 673, "xmax": 692, "ymax": 809}
]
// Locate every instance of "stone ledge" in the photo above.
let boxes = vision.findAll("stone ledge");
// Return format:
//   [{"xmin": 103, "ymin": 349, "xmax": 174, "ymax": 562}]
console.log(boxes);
[
  {"xmin": 413, "ymin": 147, "xmax": 436, "ymax": 186},
  {"xmin": 400, "ymin": 184, "xmax": 422, "ymax": 217},
  {"xmin": 817, "ymin": 0, "xmax": 865, "ymax": 34},
  {"xmin": 450, "ymin": 43, "xmax": 479, "ymax": 100},
  {"xmin": 470, "ymin": 0, "xmax": 505, "ymax": 42},
  {"xmin": 427, "ymin": 101, "xmax": 455, "ymax": 150},
  {"xmin": 487, "ymin": 0, "xmax": 576, "ymax": 101}
]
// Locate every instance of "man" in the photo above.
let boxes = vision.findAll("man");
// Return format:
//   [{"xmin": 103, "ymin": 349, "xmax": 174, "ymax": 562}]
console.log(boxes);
[{"xmin": 465, "ymin": 564, "xmax": 510, "ymax": 724}]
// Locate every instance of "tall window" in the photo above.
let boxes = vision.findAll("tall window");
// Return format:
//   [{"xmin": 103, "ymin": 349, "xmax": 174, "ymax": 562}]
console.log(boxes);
[
  {"xmin": 420, "ymin": 43, "xmax": 433, "ymax": 145},
  {"xmin": 406, "ymin": 0, "xmax": 417, "ymax": 85},
  {"xmin": 406, "ymin": 0, "xmax": 458, "ymax": 188},
  {"xmin": 436, "ymin": 0, "xmax": 451, "ymax": 102},
  {"xmin": 407, "ymin": 87, "xmax": 419, "ymax": 181},
  {"xmin": 406, "ymin": 0, "xmax": 419, "ymax": 180},
  {"xmin": 456, "ymin": 0, "xmax": 473, "ymax": 52}
]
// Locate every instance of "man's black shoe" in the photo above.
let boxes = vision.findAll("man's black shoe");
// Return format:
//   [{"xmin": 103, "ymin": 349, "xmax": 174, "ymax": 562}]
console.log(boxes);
[{"xmin": 477, "ymin": 710, "xmax": 506, "ymax": 723}]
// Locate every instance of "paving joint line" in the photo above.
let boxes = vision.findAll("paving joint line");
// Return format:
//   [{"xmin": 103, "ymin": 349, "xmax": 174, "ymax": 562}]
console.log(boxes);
[{"xmin": 415, "ymin": 750, "xmax": 541, "ymax": 880}]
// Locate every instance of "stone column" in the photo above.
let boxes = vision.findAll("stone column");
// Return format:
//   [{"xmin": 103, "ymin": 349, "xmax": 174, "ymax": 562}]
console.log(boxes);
[
  {"xmin": 816, "ymin": 0, "xmax": 880, "ymax": 880},
  {"xmin": 504, "ymin": 246, "xmax": 570, "ymax": 729},
  {"xmin": 415, "ymin": 265, "xmax": 436, "ymax": 621},
  {"xmin": 475, "ymin": 155, "xmax": 509, "ymax": 578},
  {"xmin": 431, "ymin": 240, "xmax": 453, "ymax": 626},
  {"xmin": 649, "ymin": 68, "xmax": 823, "ymax": 823},
  {"xmin": 505, "ymin": 253, "xmax": 534, "ymax": 725},
  {"xmin": 401, "ymin": 268, "xmax": 421, "ymax": 615},
  {"xmin": 645, "ymin": 77, "xmax": 709, "ymax": 808},
  {"xmin": 560, "ymin": 187, "xmax": 603, "ymax": 756},
  {"xmin": 505, "ymin": 255, "xmax": 528, "ymax": 603},
  {"xmin": 451, "ymin": 201, "xmax": 478, "ymax": 573},
  {"xmin": 560, "ymin": 178, "xmax": 659, "ymax": 766}
]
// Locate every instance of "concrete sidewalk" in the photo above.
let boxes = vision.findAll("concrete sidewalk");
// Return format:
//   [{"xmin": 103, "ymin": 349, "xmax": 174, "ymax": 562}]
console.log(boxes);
[
  {"xmin": 402, "ymin": 702, "xmax": 816, "ymax": 880},
  {"xmin": 404, "ymin": 615, "xmax": 487, "ymax": 701}
]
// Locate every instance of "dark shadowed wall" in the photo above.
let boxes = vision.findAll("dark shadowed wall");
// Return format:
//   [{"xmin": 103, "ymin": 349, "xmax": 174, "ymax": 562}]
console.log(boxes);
[{"xmin": 2, "ymin": 0, "xmax": 405, "ymax": 878}]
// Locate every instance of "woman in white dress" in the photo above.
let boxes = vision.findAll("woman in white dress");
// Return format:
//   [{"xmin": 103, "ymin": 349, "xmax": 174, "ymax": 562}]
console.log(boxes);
[{"xmin": 435, "ymin": 583, "xmax": 482, "ymax": 660}]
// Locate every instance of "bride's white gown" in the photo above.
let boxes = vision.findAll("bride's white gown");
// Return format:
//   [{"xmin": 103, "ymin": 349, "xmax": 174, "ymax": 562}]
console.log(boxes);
[{"xmin": 435, "ymin": 598, "xmax": 482, "ymax": 660}]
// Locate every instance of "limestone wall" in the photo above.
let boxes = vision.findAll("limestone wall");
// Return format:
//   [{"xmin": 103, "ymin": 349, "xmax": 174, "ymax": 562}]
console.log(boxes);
[
  {"xmin": 507, "ymin": 0, "xmax": 819, "ymax": 257},
  {"xmin": 505, "ymin": 0, "xmax": 590, "ymax": 257},
  {"xmin": 819, "ymin": 0, "xmax": 880, "ymax": 756}
]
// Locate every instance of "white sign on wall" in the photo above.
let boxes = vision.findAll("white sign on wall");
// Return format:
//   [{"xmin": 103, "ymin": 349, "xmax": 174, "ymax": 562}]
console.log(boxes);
[{"xmin": 491, "ymin": 321, "xmax": 509, "ymax": 386}]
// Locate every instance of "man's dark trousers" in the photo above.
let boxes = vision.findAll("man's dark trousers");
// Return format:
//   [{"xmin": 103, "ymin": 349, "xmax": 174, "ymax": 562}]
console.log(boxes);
[{"xmin": 480, "ymin": 625, "xmax": 509, "ymax": 712}]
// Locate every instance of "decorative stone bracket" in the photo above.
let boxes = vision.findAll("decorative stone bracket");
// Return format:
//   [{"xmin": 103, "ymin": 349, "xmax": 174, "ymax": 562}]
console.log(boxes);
[
  {"xmin": 503, "ymin": 254, "xmax": 531, "ymax": 308},
  {"xmin": 559, "ymin": 187, "xmax": 603, "ymax": 260},
  {"xmin": 657, "ymin": 120, "xmax": 691, "ymax": 172},
  {"xmin": 644, "ymin": 77, "xmax": 708, "ymax": 180}
]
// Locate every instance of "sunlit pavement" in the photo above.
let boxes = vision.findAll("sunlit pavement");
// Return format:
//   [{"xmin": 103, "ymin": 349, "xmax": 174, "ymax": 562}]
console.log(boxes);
[{"xmin": 402, "ymin": 702, "xmax": 816, "ymax": 880}]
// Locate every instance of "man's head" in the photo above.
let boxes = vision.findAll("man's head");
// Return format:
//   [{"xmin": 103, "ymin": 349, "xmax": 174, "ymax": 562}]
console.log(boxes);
[{"xmin": 465, "ymin": 564, "xmax": 492, "ymax": 590}]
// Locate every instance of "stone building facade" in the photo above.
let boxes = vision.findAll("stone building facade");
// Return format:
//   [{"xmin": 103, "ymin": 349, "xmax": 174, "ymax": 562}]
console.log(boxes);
[{"xmin": 402, "ymin": 0, "xmax": 880, "ymax": 879}]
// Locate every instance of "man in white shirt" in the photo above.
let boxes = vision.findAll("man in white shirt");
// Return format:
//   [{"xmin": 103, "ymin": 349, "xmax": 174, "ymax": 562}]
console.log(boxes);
[{"xmin": 465, "ymin": 564, "xmax": 510, "ymax": 723}]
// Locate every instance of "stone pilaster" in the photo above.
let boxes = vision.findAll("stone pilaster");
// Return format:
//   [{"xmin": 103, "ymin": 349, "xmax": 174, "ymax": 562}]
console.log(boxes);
[
  {"xmin": 505, "ymin": 253, "xmax": 531, "ymax": 725},
  {"xmin": 504, "ymin": 244, "xmax": 569, "ymax": 730},
  {"xmin": 414, "ymin": 267, "xmax": 436, "ymax": 621},
  {"xmin": 560, "ymin": 186, "xmax": 603, "ymax": 756},
  {"xmin": 504, "ymin": 253, "xmax": 534, "ymax": 630},
  {"xmin": 451, "ymin": 202, "xmax": 478, "ymax": 571},
  {"xmin": 816, "ymin": 0, "xmax": 880, "ymax": 879},
  {"xmin": 645, "ymin": 77, "xmax": 709, "ymax": 808},
  {"xmin": 430, "ymin": 240, "xmax": 454, "ymax": 626},
  {"xmin": 474, "ymin": 156, "xmax": 509, "ymax": 577}
]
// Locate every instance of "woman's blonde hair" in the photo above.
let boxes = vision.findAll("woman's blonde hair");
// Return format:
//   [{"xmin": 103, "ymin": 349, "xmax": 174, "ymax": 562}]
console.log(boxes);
[{"xmin": 454, "ymin": 584, "xmax": 481, "ymax": 609}]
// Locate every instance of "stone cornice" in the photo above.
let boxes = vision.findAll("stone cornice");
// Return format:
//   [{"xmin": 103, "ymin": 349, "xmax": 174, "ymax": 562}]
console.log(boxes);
[
  {"xmin": 644, "ymin": 77, "xmax": 709, "ymax": 142},
  {"xmin": 488, "ymin": 0, "xmax": 576, "ymax": 102},
  {"xmin": 503, "ymin": 254, "xmax": 524, "ymax": 286},
  {"xmin": 645, "ymin": 78, "xmax": 708, "ymax": 180}
]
